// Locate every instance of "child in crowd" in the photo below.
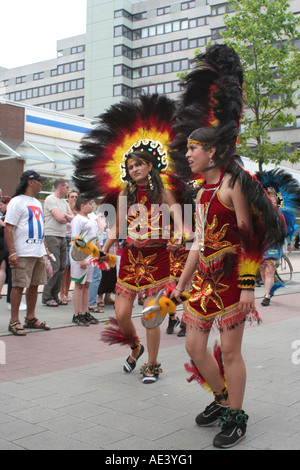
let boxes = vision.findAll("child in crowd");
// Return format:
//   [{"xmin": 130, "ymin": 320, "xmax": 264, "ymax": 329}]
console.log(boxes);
[{"xmin": 70, "ymin": 194, "xmax": 100, "ymax": 326}]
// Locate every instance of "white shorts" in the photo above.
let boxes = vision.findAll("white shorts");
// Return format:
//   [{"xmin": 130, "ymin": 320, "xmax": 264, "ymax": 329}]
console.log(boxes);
[{"xmin": 70, "ymin": 258, "xmax": 94, "ymax": 284}]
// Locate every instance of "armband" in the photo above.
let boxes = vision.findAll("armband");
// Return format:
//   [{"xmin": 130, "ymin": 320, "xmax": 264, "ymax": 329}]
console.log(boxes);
[{"xmin": 238, "ymin": 275, "xmax": 256, "ymax": 290}]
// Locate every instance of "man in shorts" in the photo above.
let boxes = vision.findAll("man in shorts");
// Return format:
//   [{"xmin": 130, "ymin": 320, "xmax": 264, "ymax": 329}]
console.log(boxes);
[{"xmin": 4, "ymin": 170, "xmax": 51, "ymax": 336}]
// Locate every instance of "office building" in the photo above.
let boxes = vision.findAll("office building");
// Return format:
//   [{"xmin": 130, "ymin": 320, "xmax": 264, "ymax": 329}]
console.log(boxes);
[{"xmin": 0, "ymin": 35, "xmax": 86, "ymax": 116}]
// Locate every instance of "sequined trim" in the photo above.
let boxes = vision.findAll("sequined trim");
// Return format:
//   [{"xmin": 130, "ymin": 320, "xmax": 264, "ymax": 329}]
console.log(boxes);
[{"xmin": 115, "ymin": 277, "xmax": 170, "ymax": 300}]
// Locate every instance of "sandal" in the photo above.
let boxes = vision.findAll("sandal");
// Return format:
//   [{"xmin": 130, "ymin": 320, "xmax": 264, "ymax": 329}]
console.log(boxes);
[
  {"xmin": 97, "ymin": 301, "xmax": 105, "ymax": 307},
  {"xmin": 24, "ymin": 317, "xmax": 51, "ymax": 330},
  {"xmin": 123, "ymin": 344, "xmax": 144, "ymax": 373},
  {"xmin": 88, "ymin": 306, "xmax": 104, "ymax": 313},
  {"xmin": 8, "ymin": 321, "xmax": 26, "ymax": 336},
  {"xmin": 140, "ymin": 363, "xmax": 162, "ymax": 384},
  {"xmin": 56, "ymin": 299, "xmax": 68, "ymax": 306},
  {"xmin": 43, "ymin": 300, "xmax": 58, "ymax": 307}
]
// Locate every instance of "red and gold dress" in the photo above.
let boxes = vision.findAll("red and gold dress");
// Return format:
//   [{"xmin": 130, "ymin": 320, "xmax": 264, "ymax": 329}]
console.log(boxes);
[
  {"xmin": 116, "ymin": 186, "xmax": 171, "ymax": 298},
  {"xmin": 184, "ymin": 174, "xmax": 247, "ymax": 332}
]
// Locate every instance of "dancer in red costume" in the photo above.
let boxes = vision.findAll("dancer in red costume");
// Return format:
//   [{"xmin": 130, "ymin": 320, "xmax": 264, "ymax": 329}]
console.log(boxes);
[
  {"xmin": 103, "ymin": 151, "xmax": 182, "ymax": 383},
  {"xmin": 73, "ymin": 94, "xmax": 186, "ymax": 383},
  {"xmin": 170, "ymin": 45, "xmax": 286, "ymax": 448}
]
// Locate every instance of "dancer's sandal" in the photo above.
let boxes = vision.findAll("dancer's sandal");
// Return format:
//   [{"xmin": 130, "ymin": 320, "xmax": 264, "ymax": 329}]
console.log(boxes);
[
  {"xmin": 23, "ymin": 317, "xmax": 51, "ymax": 330},
  {"xmin": 8, "ymin": 321, "xmax": 27, "ymax": 336},
  {"xmin": 140, "ymin": 363, "xmax": 162, "ymax": 384},
  {"xmin": 123, "ymin": 344, "xmax": 144, "ymax": 373}
]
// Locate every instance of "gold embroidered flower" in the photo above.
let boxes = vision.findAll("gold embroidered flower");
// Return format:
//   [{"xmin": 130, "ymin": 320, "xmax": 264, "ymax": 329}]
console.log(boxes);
[
  {"xmin": 205, "ymin": 215, "xmax": 232, "ymax": 251},
  {"xmin": 122, "ymin": 250, "xmax": 158, "ymax": 286},
  {"xmin": 190, "ymin": 265, "xmax": 229, "ymax": 313}
]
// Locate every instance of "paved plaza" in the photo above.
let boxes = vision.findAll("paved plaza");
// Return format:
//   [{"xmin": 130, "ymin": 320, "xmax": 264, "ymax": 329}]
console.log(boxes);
[{"xmin": 0, "ymin": 254, "xmax": 299, "ymax": 451}]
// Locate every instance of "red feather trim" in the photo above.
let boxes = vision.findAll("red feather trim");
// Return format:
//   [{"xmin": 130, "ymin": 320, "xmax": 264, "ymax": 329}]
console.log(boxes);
[
  {"xmin": 185, "ymin": 341, "xmax": 226, "ymax": 392},
  {"xmin": 213, "ymin": 341, "xmax": 225, "ymax": 378},
  {"xmin": 184, "ymin": 360, "xmax": 210, "ymax": 390},
  {"xmin": 100, "ymin": 317, "xmax": 139, "ymax": 348}
]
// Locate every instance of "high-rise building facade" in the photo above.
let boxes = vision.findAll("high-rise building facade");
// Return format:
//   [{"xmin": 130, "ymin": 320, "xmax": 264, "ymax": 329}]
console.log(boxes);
[
  {"xmin": 0, "ymin": 35, "xmax": 86, "ymax": 116},
  {"xmin": 85, "ymin": 0, "xmax": 219, "ymax": 118}
]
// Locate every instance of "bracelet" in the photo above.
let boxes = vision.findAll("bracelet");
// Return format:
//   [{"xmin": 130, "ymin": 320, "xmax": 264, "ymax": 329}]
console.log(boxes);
[
  {"xmin": 174, "ymin": 286, "xmax": 184, "ymax": 293},
  {"xmin": 8, "ymin": 252, "xmax": 17, "ymax": 259}
]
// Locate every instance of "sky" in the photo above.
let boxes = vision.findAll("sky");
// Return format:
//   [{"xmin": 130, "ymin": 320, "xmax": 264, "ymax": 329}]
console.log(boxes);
[{"xmin": 0, "ymin": 0, "xmax": 87, "ymax": 69}]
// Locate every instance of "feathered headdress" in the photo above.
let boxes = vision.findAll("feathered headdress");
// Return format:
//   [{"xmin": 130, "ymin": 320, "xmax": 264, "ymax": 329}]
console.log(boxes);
[
  {"xmin": 255, "ymin": 168, "xmax": 300, "ymax": 212},
  {"xmin": 255, "ymin": 167, "xmax": 300, "ymax": 242},
  {"xmin": 170, "ymin": 44, "xmax": 244, "ymax": 181},
  {"xmin": 170, "ymin": 44, "xmax": 286, "ymax": 248},
  {"xmin": 73, "ymin": 94, "xmax": 177, "ymax": 204}
]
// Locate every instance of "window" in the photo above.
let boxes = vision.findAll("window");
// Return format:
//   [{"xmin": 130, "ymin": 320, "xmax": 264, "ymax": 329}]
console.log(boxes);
[
  {"xmin": 71, "ymin": 45, "xmax": 85, "ymax": 54},
  {"xmin": 114, "ymin": 45, "xmax": 122, "ymax": 56},
  {"xmin": 114, "ymin": 65, "xmax": 122, "ymax": 76},
  {"xmin": 181, "ymin": 1, "xmax": 195, "ymax": 10},
  {"xmin": 114, "ymin": 25, "xmax": 123, "ymax": 37},
  {"xmin": 157, "ymin": 6, "xmax": 171, "ymax": 15},
  {"xmin": 16, "ymin": 76, "xmax": 26, "ymax": 84},
  {"xmin": 157, "ymin": 24, "xmax": 164, "ymax": 35},
  {"xmin": 114, "ymin": 85, "xmax": 122, "ymax": 96},
  {"xmin": 33, "ymin": 72, "xmax": 44, "ymax": 80}
]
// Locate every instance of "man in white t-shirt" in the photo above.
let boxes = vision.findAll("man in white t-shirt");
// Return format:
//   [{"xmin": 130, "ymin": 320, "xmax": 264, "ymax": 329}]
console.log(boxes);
[
  {"xmin": 42, "ymin": 178, "xmax": 74, "ymax": 306},
  {"xmin": 5, "ymin": 170, "xmax": 51, "ymax": 336}
]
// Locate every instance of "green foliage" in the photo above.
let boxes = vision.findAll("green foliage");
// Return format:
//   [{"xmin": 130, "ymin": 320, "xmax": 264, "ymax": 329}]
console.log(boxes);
[{"xmin": 220, "ymin": 0, "xmax": 300, "ymax": 169}]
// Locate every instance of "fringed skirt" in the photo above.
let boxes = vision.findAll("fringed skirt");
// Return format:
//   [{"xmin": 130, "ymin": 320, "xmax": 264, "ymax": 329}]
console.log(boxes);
[
  {"xmin": 183, "ymin": 255, "xmax": 261, "ymax": 333},
  {"xmin": 115, "ymin": 243, "xmax": 170, "ymax": 300}
]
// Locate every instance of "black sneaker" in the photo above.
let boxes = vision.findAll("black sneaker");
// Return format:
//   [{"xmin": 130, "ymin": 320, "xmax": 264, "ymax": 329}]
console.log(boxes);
[
  {"xmin": 177, "ymin": 323, "xmax": 186, "ymax": 337},
  {"xmin": 166, "ymin": 316, "xmax": 180, "ymax": 334},
  {"xmin": 195, "ymin": 401, "xmax": 229, "ymax": 427},
  {"xmin": 261, "ymin": 296, "xmax": 271, "ymax": 306},
  {"xmin": 84, "ymin": 312, "xmax": 99, "ymax": 324},
  {"xmin": 213, "ymin": 408, "xmax": 248, "ymax": 448},
  {"xmin": 72, "ymin": 314, "xmax": 90, "ymax": 326}
]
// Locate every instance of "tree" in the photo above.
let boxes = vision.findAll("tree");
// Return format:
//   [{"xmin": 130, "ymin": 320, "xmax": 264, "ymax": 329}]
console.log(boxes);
[{"xmin": 221, "ymin": 0, "xmax": 300, "ymax": 170}]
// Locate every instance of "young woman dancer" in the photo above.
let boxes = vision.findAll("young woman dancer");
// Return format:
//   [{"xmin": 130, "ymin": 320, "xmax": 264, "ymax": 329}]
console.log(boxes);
[
  {"xmin": 101, "ymin": 150, "xmax": 182, "ymax": 383},
  {"xmin": 170, "ymin": 45, "xmax": 286, "ymax": 448},
  {"xmin": 73, "ymin": 94, "xmax": 185, "ymax": 384}
]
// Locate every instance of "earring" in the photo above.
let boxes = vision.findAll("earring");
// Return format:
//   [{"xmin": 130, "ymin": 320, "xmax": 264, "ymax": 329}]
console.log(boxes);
[
  {"xmin": 128, "ymin": 180, "xmax": 136, "ymax": 193},
  {"xmin": 148, "ymin": 173, "xmax": 154, "ymax": 190},
  {"xmin": 208, "ymin": 157, "xmax": 214, "ymax": 168}
]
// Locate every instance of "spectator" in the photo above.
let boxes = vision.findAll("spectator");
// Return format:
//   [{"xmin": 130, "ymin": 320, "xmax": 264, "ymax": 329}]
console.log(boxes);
[
  {"xmin": 70, "ymin": 195, "xmax": 99, "ymax": 326},
  {"xmin": 4, "ymin": 170, "xmax": 51, "ymax": 336},
  {"xmin": 60, "ymin": 188, "xmax": 78, "ymax": 302},
  {"xmin": 42, "ymin": 178, "xmax": 74, "ymax": 307},
  {"xmin": 0, "ymin": 196, "xmax": 11, "ymax": 298},
  {"xmin": 87, "ymin": 210, "xmax": 106, "ymax": 313},
  {"xmin": 97, "ymin": 214, "xmax": 116, "ymax": 307}
]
